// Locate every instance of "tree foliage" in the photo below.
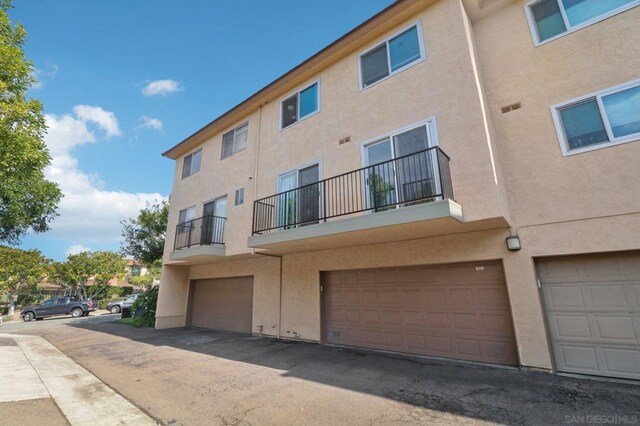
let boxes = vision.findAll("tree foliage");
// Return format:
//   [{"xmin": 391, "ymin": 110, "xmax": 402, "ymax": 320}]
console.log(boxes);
[
  {"xmin": 120, "ymin": 200, "xmax": 168, "ymax": 266},
  {"xmin": 0, "ymin": 0, "xmax": 62, "ymax": 244},
  {"xmin": 52, "ymin": 251, "xmax": 125, "ymax": 300},
  {"xmin": 0, "ymin": 245, "xmax": 49, "ymax": 314}
]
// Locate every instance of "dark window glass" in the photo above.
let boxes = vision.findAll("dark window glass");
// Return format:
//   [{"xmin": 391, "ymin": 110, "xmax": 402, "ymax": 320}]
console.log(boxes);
[
  {"xmin": 282, "ymin": 94, "xmax": 298, "ymax": 128},
  {"xmin": 531, "ymin": 0, "xmax": 567, "ymax": 41},
  {"xmin": 559, "ymin": 99, "xmax": 609, "ymax": 150},
  {"xmin": 221, "ymin": 130, "xmax": 234, "ymax": 159},
  {"xmin": 361, "ymin": 44, "xmax": 389, "ymax": 87},
  {"xmin": 182, "ymin": 154, "xmax": 192, "ymax": 179}
]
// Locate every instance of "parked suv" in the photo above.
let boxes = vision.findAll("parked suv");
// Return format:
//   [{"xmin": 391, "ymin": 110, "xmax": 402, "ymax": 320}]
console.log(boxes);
[
  {"xmin": 21, "ymin": 296, "xmax": 96, "ymax": 321},
  {"xmin": 106, "ymin": 294, "xmax": 140, "ymax": 314}
]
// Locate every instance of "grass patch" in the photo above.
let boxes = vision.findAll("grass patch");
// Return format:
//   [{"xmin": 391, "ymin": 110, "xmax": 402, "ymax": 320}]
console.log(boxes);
[{"xmin": 116, "ymin": 317, "xmax": 136, "ymax": 325}]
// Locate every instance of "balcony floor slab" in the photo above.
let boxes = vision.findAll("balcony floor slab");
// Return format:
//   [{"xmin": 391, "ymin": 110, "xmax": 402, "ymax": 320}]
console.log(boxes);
[
  {"xmin": 168, "ymin": 244, "xmax": 226, "ymax": 265},
  {"xmin": 248, "ymin": 199, "xmax": 507, "ymax": 254}
]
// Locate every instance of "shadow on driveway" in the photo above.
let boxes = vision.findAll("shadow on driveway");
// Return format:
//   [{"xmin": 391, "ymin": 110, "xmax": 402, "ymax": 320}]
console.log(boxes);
[{"xmin": 64, "ymin": 319, "xmax": 639, "ymax": 425}]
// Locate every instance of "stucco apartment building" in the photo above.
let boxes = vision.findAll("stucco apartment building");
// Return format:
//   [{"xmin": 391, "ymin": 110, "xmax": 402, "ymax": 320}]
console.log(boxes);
[{"xmin": 157, "ymin": 0, "xmax": 640, "ymax": 381}]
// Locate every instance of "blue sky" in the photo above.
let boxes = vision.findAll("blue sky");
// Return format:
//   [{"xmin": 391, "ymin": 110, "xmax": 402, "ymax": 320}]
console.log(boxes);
[{"xmin": 12, "ymin": 0, "xmax": 394, "ymax": 261}]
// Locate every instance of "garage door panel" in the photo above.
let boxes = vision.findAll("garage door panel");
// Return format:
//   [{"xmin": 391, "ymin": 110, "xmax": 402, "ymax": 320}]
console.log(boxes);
[
  {"xmin": 601, "ymin": 347, "xmax": 640, "ymax": 375},
  {"xmin": 323, "ymin": 261, "xmax": 518, "ymax": 365},
  {"xmin": 191, "ymin": 277, "xmax": 253, "ymax": 333},
  {"xmin": 538, "ymin": 252, "xmax": 640, "ymax": 380},
  {"xmin": 588, "ymin": 285, "xmax": 629, "ymax": 309}
]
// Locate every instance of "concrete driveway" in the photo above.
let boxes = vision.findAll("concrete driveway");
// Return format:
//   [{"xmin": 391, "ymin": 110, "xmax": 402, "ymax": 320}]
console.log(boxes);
[{"xmin": 3, "ymin": 316, "xmax": 639, "ymax": 425}]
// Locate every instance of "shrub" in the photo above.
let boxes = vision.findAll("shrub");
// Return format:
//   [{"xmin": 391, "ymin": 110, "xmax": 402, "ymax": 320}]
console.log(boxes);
[{"xmin": 130, "ymin": 286, "xmax": 158, "ymax": 327}]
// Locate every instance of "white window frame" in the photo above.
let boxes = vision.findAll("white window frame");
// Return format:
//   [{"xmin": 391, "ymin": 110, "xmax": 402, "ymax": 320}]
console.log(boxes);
[
  {"xmin": 221, "ymin": 122, "xmax": 249, "ymax": 160},
  {"xmin": 524, "ymin": 0, "xmax": 640, "ymax": 47},
  {"xmin": 181, "ymin": 148, "xmax": 202, "ymax": 179},
  {"xmin": 359, "ymin": 117, "xmax": 440, "ymax": 212},
  {"xmin": 358, "ymin": 20, "xmax": 426, "ymax": 91},
  {"xmin": 279, "ymin": 79, "xmax": 321, "ymax": 131},
  {"xmin": 551, "ymin": 78, "xmax": 640, "ymax": 156}
]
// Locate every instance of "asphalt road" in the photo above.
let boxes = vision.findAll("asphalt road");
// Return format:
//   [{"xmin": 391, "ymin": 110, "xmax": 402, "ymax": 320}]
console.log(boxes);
[{"xmin": 3, "ymin": 315, "xmax": 640, "ymax": 425}]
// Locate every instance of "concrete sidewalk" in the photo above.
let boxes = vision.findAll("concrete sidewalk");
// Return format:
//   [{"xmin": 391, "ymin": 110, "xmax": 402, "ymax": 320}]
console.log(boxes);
[{"xmin": 0, "ymin": 333, "xmax": 156, "ymax": 426}]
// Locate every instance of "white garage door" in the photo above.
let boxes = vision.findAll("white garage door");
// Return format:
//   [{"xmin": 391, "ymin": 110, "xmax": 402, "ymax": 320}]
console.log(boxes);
[{"xmin": 537, "ymin": 252, "xmax": 640, "ymax": 380}]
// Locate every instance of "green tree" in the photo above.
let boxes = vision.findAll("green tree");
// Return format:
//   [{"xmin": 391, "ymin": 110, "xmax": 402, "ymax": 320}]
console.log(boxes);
[
  {"xmin": 128, "ymin": 259, "xmax": 161, "ymax": 290},
  {"xmin": 53, "ymin": 251, "xmax": 125, "ymax": 300},
  {"xmin": 0, "ymin": 0, "xmax": 62, "ymax": 244},
  {"xmin": 120, "ymin": 200, "xmax": 169, "ymax": 266},
  {"xmin": 0, "ymin": 245, "xmax": 49, "ymax": 315}
]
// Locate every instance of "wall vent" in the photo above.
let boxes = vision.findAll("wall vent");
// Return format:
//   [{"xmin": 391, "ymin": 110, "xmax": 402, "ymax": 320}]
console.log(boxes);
[
  {"xmin": 501, "ymin": 102, "xmax": 522, "ymax": 114},
  {"xmin": 339, "ymin": 136, "xmax": 351, "ymax": 145}
]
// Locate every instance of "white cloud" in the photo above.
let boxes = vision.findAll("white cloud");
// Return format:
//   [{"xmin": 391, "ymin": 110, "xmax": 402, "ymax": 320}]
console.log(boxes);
[
  {"xmin": 43, "ymin": 105, "xmax": 166, "ymax": 245},
  {"xmin": 73, "ymin": 105, "xmax": 122, "ymax": 138},
  {"xmin": 65, "ymin": 244, "xmax": 90, "ymax": 256},
  {"xmin": 139, "ymin": 116, "xmax": 163, "ymax": 131},
  {"xmin": 142, "ymin": 79, "xmax": 182, "ymax": 96}
]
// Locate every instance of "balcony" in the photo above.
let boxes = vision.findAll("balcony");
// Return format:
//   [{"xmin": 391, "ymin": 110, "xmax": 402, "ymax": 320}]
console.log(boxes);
[
  {"xmin": 169, "ymin": 215, "xmax": 226, "ymax": 263},
  {"xmin": 249, "ymin": 147, "xmax": 466, "ymax": 253}
]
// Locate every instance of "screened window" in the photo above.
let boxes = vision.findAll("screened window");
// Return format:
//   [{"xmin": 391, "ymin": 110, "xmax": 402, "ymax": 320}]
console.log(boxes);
[
  {"xmin": 221, "ymin": 123, "xmax": 248, "ymax": 159},
  {"xmin": 181, "ymin": 149, "xmax": 202, "ymax": 179},
  {"xmin": 281, "ymin": 82, "xmax": 319, "ymax": 129},
  {"xmin": 359, "ymin": 24, "xmax": 423, "ymax": 89},
  {"xmin": 527, "ymin": 0, "xmax": 639, "ymax": 44},
  {"xmin": 553, "ymin": 81, "xmax": 640, "ymax": 155},
  {"xmin": 234, "ymin": 188, "xmax": 245, "ymax": 206}
]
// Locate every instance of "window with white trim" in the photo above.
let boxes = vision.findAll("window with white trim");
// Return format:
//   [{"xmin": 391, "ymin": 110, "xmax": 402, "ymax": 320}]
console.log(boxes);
[
  {"xmin": 552, "ymin": 80, "xmax": 640, "ymax": 155},
  {"xmin": 359, "ymin": 23, "xmax": 424, "ymax": 89},
  {"xmin": 234, "ymin": 188, "xmax": 244, "ymax": 206},
  {"xmin": 181, "ymin": 148, "xmax": 202, "ymax": 179},
  {"xmin": 526, "ymin": 0, "xmax": 639, "ymax": 45},
  {"xmin": 221, "ymin": 123, "xmax": 248, "ymax": 159},
  {"xmin": 281, "ymin": 82, "xmax": 319, "ymax": 129}
]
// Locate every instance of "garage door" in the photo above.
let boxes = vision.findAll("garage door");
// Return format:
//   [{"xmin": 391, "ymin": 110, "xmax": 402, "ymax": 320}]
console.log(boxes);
[
  {"xmin": 322, "ymin": 261, "xmax": 518, "ymax": 365},
  {"xmin": 190, "ymin": 277, "xmax": 253, "ymax": 333},
  {"xmin": 537, "ymin": 252, "xmax": 640, "ymax": 380}
]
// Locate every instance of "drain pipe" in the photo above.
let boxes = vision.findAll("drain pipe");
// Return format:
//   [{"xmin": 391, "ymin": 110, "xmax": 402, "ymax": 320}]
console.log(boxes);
[{"xmin": 253, "ymin": 251, "xmax": 283, "ymax": 339}]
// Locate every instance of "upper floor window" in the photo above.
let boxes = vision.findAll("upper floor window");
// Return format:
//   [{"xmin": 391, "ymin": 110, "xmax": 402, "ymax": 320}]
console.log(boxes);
[
  {"xmin": 359, "ymin": 23, "xmax": 424, "ymax": 89},
  {"xmin": 552, "ymin": 79, "xmax": 640, "ymax": 155},
  {"xmin": 178, "ymin": 206, "xmax": 196, "ymax": 224},
  {"xmin": 526, "ymin": 0, "xmax": 639, "ymax": 45},
  {"xmin": 221, "ymin": 123, "xmax": 248, "ymax": 159},
  {"xmin": 281, "ymin": 82, "xmax": 319, "ymax": 129},
  {"xmin": 234, "ymin": 188, "xmax": 245, "ymax": 206},
  {"xmin": 181, "ymin": 148, "xmax": 202, "ymax": 179}
]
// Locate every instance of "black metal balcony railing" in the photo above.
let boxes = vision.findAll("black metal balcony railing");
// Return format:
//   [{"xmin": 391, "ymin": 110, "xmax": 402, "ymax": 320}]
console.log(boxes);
[
  {"xmin": 252, "ymin": 146, "xmax": 453, "ymax": 235},
  {"xmin": 174, "ymin": 215, "xmax": 226, "ymax": 250}
]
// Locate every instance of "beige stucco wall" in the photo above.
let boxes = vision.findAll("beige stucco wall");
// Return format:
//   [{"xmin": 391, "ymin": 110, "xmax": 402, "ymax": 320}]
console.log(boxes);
[
  {"xmin": 157, "ymin": 0, "xmax": 640, "ymax": 371},
  {"xmin": 254, "ymin": 0, "xmax": 509, "ymax": 225},
  {"xmin": 470, "ymin": 1, "xmax": 640, "ymax": 229},
  {"xmin": 163, "ymin": 109, "xmax": 261, "ymax": 259}
]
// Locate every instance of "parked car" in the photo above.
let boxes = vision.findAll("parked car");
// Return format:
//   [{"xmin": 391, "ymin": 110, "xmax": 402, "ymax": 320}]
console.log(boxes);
[
  {"xmin": 106, "ymin": 294, "xmax": 140, "ymax": 314},
  {"xmin": 21, "ymin": 296, "xmax": 96, "ymax": 321}
]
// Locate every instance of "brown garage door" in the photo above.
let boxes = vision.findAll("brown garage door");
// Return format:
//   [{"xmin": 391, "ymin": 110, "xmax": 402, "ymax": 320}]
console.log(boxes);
[
  {"xmin": 537, "ymin": 252, "xmax": 640, "ymax": 380},
  {"xmin": 190, "ymin": 277, "xmax": 253, "ymax": 333},
  {"xmin": 322, "ymin": 261, "xmax": 518, "ymax": 365}
]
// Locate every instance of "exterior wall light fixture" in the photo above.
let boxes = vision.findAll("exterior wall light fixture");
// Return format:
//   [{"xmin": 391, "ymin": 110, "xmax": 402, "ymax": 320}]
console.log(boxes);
[{"xmin": 506, "ymin": 235, "xmax": 521, "ymax": 252}]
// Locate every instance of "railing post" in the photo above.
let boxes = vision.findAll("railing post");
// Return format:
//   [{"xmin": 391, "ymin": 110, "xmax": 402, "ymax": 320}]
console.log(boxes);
[
  {"xmin": 187, "ymin": 221, "xmax": 193, "ymax": 248},
  {"xmin": 323, "ymin": 180, "xmax": 327, "ymax": 223},
  {"xmin": 436, "ymin": 147, "xmax": 444, "ymax": 199}
]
